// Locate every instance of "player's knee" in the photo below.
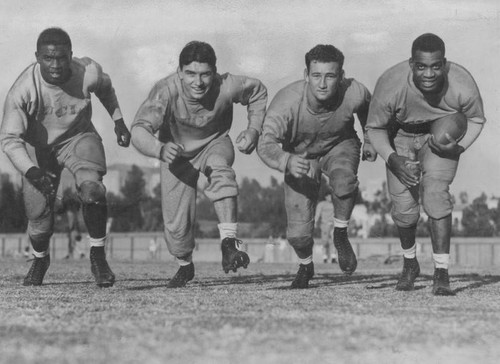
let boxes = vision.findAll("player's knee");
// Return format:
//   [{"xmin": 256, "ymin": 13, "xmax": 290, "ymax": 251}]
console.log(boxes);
[
  {"xmin": 288, "ymin": 235, "xmax": 313, "ymax": 249},
  {"xmin": 204, "ymin": 167, "xmax": 238, "ymax": 201},
  {"xmin": 391, "ymin": 210, "xmax": 419, "ymax": 228},
  {"xmin": 329, "ymin": 169, "xmax": 359, "ymax": 198},
  {"xmin": 422, "ymin": 191, "xmax": 453, "ymax": 219},
  {"xmin": 29, "ymin": 230, "xmax": 52, "ymax": 246},
  {"xmin": 78, "ymin": 181, "xmax": 106, "ymax": 204}
]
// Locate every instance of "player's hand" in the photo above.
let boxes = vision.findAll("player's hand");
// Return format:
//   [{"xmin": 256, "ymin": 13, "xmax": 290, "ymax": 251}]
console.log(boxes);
[
  {"xmin": 362, "ymin": 143, "xmax": 378, "ymax": 162},
  {"xmin": 286, "ymin": 153, "xmax": 310, "ymax": 178},
  {"xmin": 160, "ymin": 142, "xmax": 184, "ymax": 165},
  {"xmin": 25, "ymin": 166, "xmax": 56, "ymax": 199},
  {"xmin": 428, "ymin": 134, "xmax": 464, "ymax": 159},
  {"xmin": 235, "ymin": 128, "xmax": 259, "ymax": 154},
  {"xmin": 387, "ymin": 153, "xmax": 419, "ymax": 188},
  {"xmin": 114, "ymin": 118, "xmax": 131, "ymax": 147}
]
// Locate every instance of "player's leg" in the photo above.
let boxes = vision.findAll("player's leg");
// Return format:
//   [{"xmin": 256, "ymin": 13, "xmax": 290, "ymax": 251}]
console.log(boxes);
[
  {"xmin": 200, "ymin": 136, "xmax": 249, "ymax": 273},
  {"xmin": 387, "ymin": 132, "xmax": 422, "ymax": 291},
  {"xmin": 22, "ymin": 148, "xmax": 60, "ymax": 286},
  {"xmin": 420, "ymin": 141, "xmax": 459, "ymax": 296},
  {"xmin": 284, "ymin": 173, "xmax": 319, "ymax": 288},
  {"xmin": 321, "ymin": 138, "xmax": 361, "ymax": 275},
  {"xmin": 64, "ymin": 133, "xmax": 114, "ymax": 287},
  {"xmin": 161, "ymin": 159, "xmax": 198, "ymax": 288}
]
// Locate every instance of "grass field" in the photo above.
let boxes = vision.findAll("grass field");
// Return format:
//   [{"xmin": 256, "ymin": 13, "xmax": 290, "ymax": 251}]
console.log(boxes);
[{"xmin": 1, "ymin": 256, "xmax": 500, "ymax": 364}]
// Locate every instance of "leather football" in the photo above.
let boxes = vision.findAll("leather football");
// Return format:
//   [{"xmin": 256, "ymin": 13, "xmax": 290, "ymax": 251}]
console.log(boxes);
[{"xmin": 430, "ymin": 113, "xmax": 467, "ymax": 144}]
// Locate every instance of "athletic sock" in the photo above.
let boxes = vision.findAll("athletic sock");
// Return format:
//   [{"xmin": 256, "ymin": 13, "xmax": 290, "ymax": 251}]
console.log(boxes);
[
  {"xmin": 333, "ymin": 218, "xmax": 349, "ymax": 229},
  {"xmin": 176, "ymin": 255, "xmax": 193, "ymax": 266},
  {"xmin": 89, "ymin": 235, "xmax": 106, "ymax": 248},
  {"xmin": 33, "ymin": 249, "xmax": 49, "ymax": 258},
  {"xmin": 433, "ymin": 253, "xmax": 450, "ymax": 269},
  {"xmin": 298, "ymin": 255, "xmax": 313, "ymax": 265},
  {"xmin": 402, "ymin": 244, "xmax": 417, "ymax": 259},
  {"xmin": 218, "ymin": 222, "xmax": 238, "ymax": 240}
]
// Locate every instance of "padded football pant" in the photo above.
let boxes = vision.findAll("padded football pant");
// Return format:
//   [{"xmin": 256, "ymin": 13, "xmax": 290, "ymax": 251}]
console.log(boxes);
[
  {"xmin": 24, "ymin": 132, "xmax": 107, "ymax": 251},
  {"xmin": 285, "ymin": 138, "xmax": 360, "ymax": 250},
  {"xmin": 387, "ymin": 130, "xmax": 459, "ymax": 228},
  {"xmin": 160, "ymin": 135, "xmax": 238, "ymax": 257}
]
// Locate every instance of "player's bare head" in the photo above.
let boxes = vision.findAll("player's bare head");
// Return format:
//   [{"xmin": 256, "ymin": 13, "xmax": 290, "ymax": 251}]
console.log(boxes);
[
  {"xmin": 305, "ymin": 44, "xmax": 344, "ymax": 72},
  {"xmin": 411, "ymin": 33, "xmax": 445, "ymax": 58},
  {"xmin": 37, "ymin": 27, "xmax": 72, "ymax": 53},
  {"xmin": 179, "ymin": 41, "xmax": 217, "ymax": 72}
]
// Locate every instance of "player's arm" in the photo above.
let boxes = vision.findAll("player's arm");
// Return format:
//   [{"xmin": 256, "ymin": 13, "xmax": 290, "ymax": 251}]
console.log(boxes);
[
  {"xmin": 131, "ymin": 82, "xmax": 183, "ymax": 164},
  {"xmin": 429, "ymin": 76, "xmax": 486, "ymax": 158},
  {"xmin": 90, "ymin": 61, "xmax": 131, "ymax": 147},
  {"xmin": 0, "ymin": 90, "xmax": 37, "ymax": 174},
  {"xmin": 233, "ymin": 75, "xmax": 268, "ymax": 154},
  {"xmin": 356, "ymin": 84, "xmax": 377, "ymax": 162}
]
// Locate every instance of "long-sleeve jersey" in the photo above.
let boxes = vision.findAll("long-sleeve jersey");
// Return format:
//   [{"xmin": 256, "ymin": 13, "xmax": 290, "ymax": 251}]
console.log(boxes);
[
  {"xmin": 131, "ymin": 72, "xmax": 267, "ymax": 159},
  {"xmin": 366, "ymin": 60, "xmax": 486, "ymax": 161},
  {"xmin": 258, "ymin": 78, "xmax": 371, "ymax": 172},
  {"xmin": 0, "ymin": 57, "xmax": 123, "ymax": 174}
]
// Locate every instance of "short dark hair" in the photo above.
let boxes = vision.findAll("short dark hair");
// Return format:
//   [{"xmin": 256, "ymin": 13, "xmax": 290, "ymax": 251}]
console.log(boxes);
[
  {"xmin": 411, "ymin": 33, "xmax": 445, "ymax": 57},
  {"xmin": 305, "ymin": 44, "xmax": 344, "ymax": 71},
  {"xmin": 179, "ymin": 41, "xmax": 217, "ymax": 71},
  {"xmin": 37, "ymin": 27, "xmax": 72, "ymax": 52}
]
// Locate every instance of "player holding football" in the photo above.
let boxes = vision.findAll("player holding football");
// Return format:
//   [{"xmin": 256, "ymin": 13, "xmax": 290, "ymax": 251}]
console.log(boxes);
[
  {"xmin": 131, "ymin": 41, "xmax": 267, "ymax": 288},
  {"xmin": 0, "ymin": 28, "xmax": 131, "ymax": 287},
  {"xmin": 257, "ymin": 44, "xmax": 376, "ymax": 288},
  {"xmin": 366, "ymin": 33, "xmax": 485, "ymax": 295}
]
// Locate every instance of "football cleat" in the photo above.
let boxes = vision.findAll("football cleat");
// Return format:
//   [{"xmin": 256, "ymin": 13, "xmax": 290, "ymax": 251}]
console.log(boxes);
[
  {"xmin": 291, "ymin": 262, "xmax": 314, "ymax": 289},
  {"xmin": 333, "ymin": 228, "xmax": 357, "ymax": 275},
  {"xmin": 432, "ymin": 268, "xmax": 456, "ymax": 296},
  {"xmin": 395, "ymin": 257, "xmax": 420, "ymax": 291},
  {"xmin": 167, "ymin": 263, "xmax": 195, "ymax": 288},
  {"xmin": 90, "ymin": 246, "xmax": 115, "ymax": 288},
  {"xmin": 221, "ymin": 238, "xmax": 250, "ymax": 273},
  {"xmin": 23, "ymin": 254, "xmax": 50, "ymax": 286}
]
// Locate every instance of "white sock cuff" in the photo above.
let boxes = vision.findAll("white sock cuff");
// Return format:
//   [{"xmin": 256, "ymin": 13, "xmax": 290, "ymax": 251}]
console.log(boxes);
[
  {"xmin": 89, "ymin": 235, "xmax": 106, "ymax": 248},
  {"xmin": 333, "ymin": 218, "xmax": 349, "ymax": 229},
  {"xmin": 33, "ymin": 249, "xmax": 49, "ymax": 258},
  {"xmin": 402, "ymin": 244, "xmax": 417, "ymax": 259},
  {"xmin": 299, "ymin": 255, "xmax": 313, "ymax": 265},
  {"xmin": 177, "ymin": 255, "xmax": 193, "ymax": 266},
  {"xmin": 433, "ymin": 253, "xmax": 450, "ymax": 269},
  {"xmin": 218, "ymin": 223, "xmax": 238, "ymax": 240}
]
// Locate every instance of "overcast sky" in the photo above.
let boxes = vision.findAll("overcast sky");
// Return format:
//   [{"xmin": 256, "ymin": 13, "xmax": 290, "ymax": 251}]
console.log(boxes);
[{"xmin": 0, "ymin": 0, "xmax": 499, "ymax": 199}]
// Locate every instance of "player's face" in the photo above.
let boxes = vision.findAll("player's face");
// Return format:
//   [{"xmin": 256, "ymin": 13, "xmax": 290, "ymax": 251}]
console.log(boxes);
[
  {"xmin": 305, "ymin": 61, "xmax": 343, "ymax": 103},
  {"xmin": 179, "ymin": 62, "xmax": 215, "ymax": 100},
  {"xmin": 410, "ymin": 50, "xmax": 447, "ymax": 94},
  {"xmin": 36, "ymin": 44, "xmax": 73, "ymax": 85}
]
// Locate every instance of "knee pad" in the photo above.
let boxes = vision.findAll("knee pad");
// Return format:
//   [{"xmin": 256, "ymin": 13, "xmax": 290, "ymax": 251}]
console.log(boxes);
[
  {"xmin": 287, "ymin": 236, "xmax": 313, "ymax": 249},
  {"xmin": 78, "ymin": 181, "xmax": 106, "ymax": 204},
  {"xmin": 329, "ymin": 169, "xmax": 359, "ymax": 198},
  {"xmin": 422, "ymin": 190, "xmax": 453, "ymax": 219}
]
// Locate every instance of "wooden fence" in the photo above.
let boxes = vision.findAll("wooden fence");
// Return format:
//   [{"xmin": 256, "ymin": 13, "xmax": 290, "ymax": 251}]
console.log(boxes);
[{"xmin": 1, "ymin": 233, "xmax": 500, "ymax": 266}]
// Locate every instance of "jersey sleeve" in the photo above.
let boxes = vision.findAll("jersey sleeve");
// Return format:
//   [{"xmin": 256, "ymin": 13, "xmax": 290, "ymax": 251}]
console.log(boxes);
[
  {"xmin": 230, "ymin": 75, "xmax": 268, "ymax": 132},
  {"xmin": 257, "ymin": 88, "xmax": 295, "ymax": 173},
  {"xmin": 455, "ymin": 65, "xmax": 486, "ymax": 125},
  {"xmin": 131, "ymin": 80, "xmax": 171, "ymax": 159},
  {"xmin": 352, "ymin": 81, "xmax": 372, "ymax": 135},
  {"xmin": 0, "ymin": 76, "xmax": 37, "ymax": 174},
  {"xmin": 85, "ymin": 58, "xmax": 123, "ymax": 122}
]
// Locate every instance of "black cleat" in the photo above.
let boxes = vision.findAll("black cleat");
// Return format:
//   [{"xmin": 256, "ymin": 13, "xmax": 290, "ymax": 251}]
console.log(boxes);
[
  {"xmin": 221, "ymin": 238, "xmax": 250, "ymax": 273},
  {"xmin": 23, "ymin": 255, "xmax": 50, "ymax": 286},
  {"xmin": 291, "ymin": 262, "xmax": 314, "ymax": 289},
  {"xmin": 395, "ymin": 257, "xmax": 420, "ymax": 291},
  {"xmin": 432, "ymin": 268, "xmax": 456, "ymax": 296},
  {"xmin": 333, "ymin": 228, "xmax": 357, "ymax": 275},
  {"xmin": 167, "ymin": 263, "xmax": 195, "ymax": 288},
  {"xmin": 90, "ymin": 246, "xmax": 115, "ymax": 288}
]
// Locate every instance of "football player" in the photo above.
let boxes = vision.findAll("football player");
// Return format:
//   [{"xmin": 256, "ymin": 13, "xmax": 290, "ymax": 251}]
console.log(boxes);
[
  {"xmin": 0, "ymin": 27, "xmax": 131, "ymax": 287},
  {"xmin": 366, "ymin": 33, "xmax": 486, "ymax": 295}
]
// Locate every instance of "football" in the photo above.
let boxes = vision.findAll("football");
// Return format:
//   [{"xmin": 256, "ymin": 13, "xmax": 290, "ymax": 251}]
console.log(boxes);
[{"xmin": 430, "ymin": 112, "xmax": 467, "ymax": 144}]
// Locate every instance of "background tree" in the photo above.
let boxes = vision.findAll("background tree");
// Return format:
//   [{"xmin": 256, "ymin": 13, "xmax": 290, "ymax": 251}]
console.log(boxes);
[
  {"xmin": 0, "ymin": 175, "xmax": 26, "ymax": 232},
  {"xmin": 461, "ymin": 193, "xmax": 495, "ymax": 237}
]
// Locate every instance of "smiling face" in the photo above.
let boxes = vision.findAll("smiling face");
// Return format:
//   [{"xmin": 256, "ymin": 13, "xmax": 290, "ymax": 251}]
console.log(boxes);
[
  {"xmin": 305, "ymin": 61, "xmax": 343, "ymax": 104},
  {"xmin": 36, "ymin": 44, "xmax": 72, "ymax": 85},
  {"xmin": 410, "ymin": 50, "xmax": 447, "ymax": 94},
  {"xmin": 179, "ymin": 61, "xmax": 215, "ymax": 100}
]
